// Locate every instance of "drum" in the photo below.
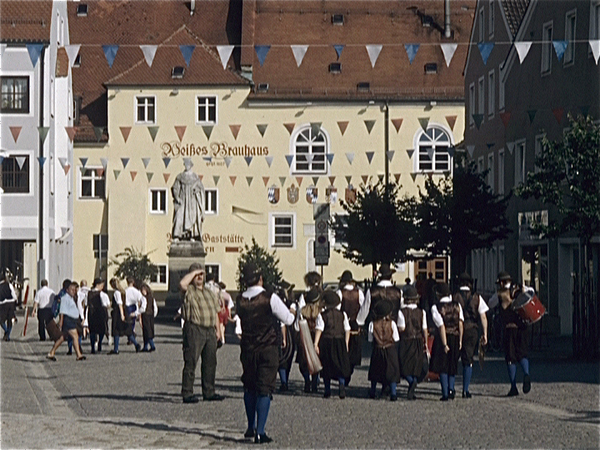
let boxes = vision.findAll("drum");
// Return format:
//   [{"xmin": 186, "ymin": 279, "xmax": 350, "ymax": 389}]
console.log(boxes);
[{"xmin": 513, "ymin": 291, "xmax": 546, "ymax": 325}]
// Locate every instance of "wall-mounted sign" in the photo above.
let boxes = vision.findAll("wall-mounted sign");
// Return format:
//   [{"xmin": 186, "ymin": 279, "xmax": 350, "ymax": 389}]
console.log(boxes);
[{"xmin": 161, "ymin": 141, "xmax": 269, "ymax": 158}]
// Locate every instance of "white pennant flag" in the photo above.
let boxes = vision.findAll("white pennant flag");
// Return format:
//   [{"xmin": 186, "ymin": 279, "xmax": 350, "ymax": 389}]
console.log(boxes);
[
  {"xmin": 291, "ymin": 45, "xmax": 309, "ymax": 67},
  {"xmin": 217, "ymin": 45, "xmax": 234, "ymax": 70},
  {"xmin": 366, "ymin": 44, "xmax": 383, "ymax": 68},
  {"xmin": 265, "ymin": 156, "xmax": 273, "ymax": 167},
  {"xmin": 466, "ymin": 145, "xmax": 475, "ymax": 158},
  {"xmin": 506, "ymin": 142, "xmax": 515, "ymax": 155},
  {"xmin": 140, "ymin": 45, "xmax": 158, "ymax": 67},
  {"xmin": 515, "ymin": 42, "xmax": 532, "ymax": 63},
  {"xmin": 305, "ymin": 153, "xmax": 314, "ymax": 164},
  {"xmin": 440, "ymin": 43, "xmax": 458, "ymax": 67},
  {"xmin": 65, "ymin": 44, "xmax": 81, "ymax": 67},
  {"xmin": 346, "ymin": 153, "xmax": 355, "ymax": 165},
  {"xmin": 590, "ymin": 40, "xmax": 600, "ymax": 64},
  {"xmin": 58, "ymin": 157, "xmax": 68, "ymax": 168},
  {"xmin": 16, "ymin": 156, "xmax": 27, "ymax": 169},
  {"xmin": 426, "ymin": 147, "xmax": 435, "ymax": 160}
]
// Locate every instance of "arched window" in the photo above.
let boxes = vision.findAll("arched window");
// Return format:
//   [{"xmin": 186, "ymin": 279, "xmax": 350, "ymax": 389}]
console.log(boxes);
[
  {"xmin": 416, "ymin": 126, "xmax": 452, "ymax": 172},
  {"xmin": 290, "ymin": 125, "xmax": 329, "ymax": 174}
]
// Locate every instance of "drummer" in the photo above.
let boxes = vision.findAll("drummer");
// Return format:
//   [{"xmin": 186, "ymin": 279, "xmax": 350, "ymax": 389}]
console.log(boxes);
[{"xmin": 495, "ymin": 271, "xmax": 532, "ymax": 397}]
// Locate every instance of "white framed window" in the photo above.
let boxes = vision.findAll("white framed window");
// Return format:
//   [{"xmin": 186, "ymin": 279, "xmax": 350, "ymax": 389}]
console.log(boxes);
[
  {"xmin": 488, "ymin": 152, "xmax": 495, "ymax": 190},
  {"xmin": 1, "ymin": 76, "xmax": 30, "ymax": 114},
  {"xmin": 135, "ymin": 96, "xmax": 156, "ymax": 123},
  {"xmin": 498, "ymin": 245, "xmax": 505, "ymax": 272},
  {"xmin": 478, "ymin": 76, "xmax": 485, "ymax": 119},
  {"xmin": 499, "ymin": 67, "xmax": 505, "ymax": 111},
  {"xmin": 469, "ymin": 82, "xmax": 475, "ymax": 127},
  {"xmin": 541, "ymin": 21, "xmax": 553, "ymax": 75},
  {"xmin": 498, "ymin": 149, "xmax": 505, "ymax": 195},
  {"xmin": 534, "ymin": 134, "xmax": 545, "ymax": 172},
  {"xmin": 1, "ymin": 154, "xmax": 31, "ymax": 194},
  {"xmin": 269, "ymin": 212, "xmax": 296, "ymax": 249},
  {"xmin": 196, "ymin": 96, "xmax": 217, "ymax": 124},
  {"xmin": 151, "ymin": 264, "xmax": 168, "ymax": 285},
  {"xmin": 488, "ymin": 69, "xmax": 495, "ymax": 118},
  {"xmin": 564, "ymin": 9, "xmax": 577, "ymax": 66},
  {"xmin": 489, "ymin": 0, "xmax": 495, "ymax": 38},
  {"xmin": 205, "ymin": 264, "xmax": 221, "ymax": 283},
  {"xmin": 415, "ymin": 126, "xmax": 452, "ymax": 172},
  {"xmin": 290, "ymin": 125, "xmax": 329, "ymax": 175},
  {"xmin": 93, "ymin": 234, "xmax": 108, "ymax": 259},
  {"xmin": 592, "ymin": 2, "xmax": 600, "ymax": 42},
  {"xmin": 149, "ymin": 188, "xmax": 167, "ymax": 214},
  {"xmin": 205, "ymin": 188, "xmax": 218, "ymax": 215},
  {"xmin": 514, "ymin": 139, "xmax": 526, "ymax": 185},
  {"xmin": 479, "ymin": 7, "xmax": 485, "ymax": 42},
  {"xmin": 80, "ymin": 167, "xmax": 105, "ymax": 199}
]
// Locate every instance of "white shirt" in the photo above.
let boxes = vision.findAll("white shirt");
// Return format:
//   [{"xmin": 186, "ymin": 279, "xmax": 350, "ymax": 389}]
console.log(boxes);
[
  {"xmin": 397, "ymin": 304, "xmax": 428, "ymax": 330},
  {"xmin": 368, "ymin": 320, "xmax": 400, "ymax": 342},
  {"xmin": 113, "ymin": 290, "xmax": 123, "ymax": 306},
  {"xmin": 125, "ymin": 286, "xmax": 144, "ymax": 313},
  {"xmin": 358, "ymin": 280, "xmax": 400, "ymax": 326},
  {"xmin": 431, "ymin": 296, "xmax": 464, "ymax": 328},
  {"xmin": 459, "ymin": 287, "xmax": 489, "ymax": 315},
  {"xmin": 34, "ymin": 286, "xmax": 55, "ymax": 309},
  {"xmin": 235, "ymin": 286, "xmax": 295, "ymax": 335},
  {"xmin": 315, "ymin": 310, "xmax": 351, "ymax": 332},
  {"xmin": 488, "ymin": 285, "xmax": 534, "ymax": 309}
]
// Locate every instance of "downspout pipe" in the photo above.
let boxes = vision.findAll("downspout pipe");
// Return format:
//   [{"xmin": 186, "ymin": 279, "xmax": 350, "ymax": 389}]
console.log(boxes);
[
  {"xmin": 444, "ymin": 0, "xmax": 452, "ymax": 38},
  {"xmin": 384, "ymin": 101, "xmax": 389, "ymax": 186},
  {"xmin": 38, "ymin": 46, "xmax": 46, "ymax": 276}
]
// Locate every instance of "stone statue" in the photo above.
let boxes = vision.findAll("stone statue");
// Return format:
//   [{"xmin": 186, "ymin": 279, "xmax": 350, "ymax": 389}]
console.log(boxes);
[{"xmin": 171, "ymin": 159, "xmax": 204, "ymax": 240}]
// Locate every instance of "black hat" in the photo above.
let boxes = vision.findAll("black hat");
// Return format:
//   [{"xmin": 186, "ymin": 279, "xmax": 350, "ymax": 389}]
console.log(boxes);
[
  {"xmin": 378, "ymin": 263, "xmax": 396, "ymax": 279},
  {"xmin": 373, "ymin": 299, "xmax": 393, "ymax": 319},
  {"xmin": 404, "ymin": 286, "xmax": 420, "ymax": 301},
  {"xmin": 496, "ymin": 271, "xmax": 512, "ymax": 283},
  {"xmin": 242, "ymin": 262, "xmax": 261, "ymax": 286},
  {"xmin": 339, "ymin": 270, "xmax": 354, "ymax": 284},
  {"xmin": 322, "ymin": 290, "xmax": 341, "ymax": 308},
  {"xmin": 434, "ymin": 282, "xmax": 451, "ymax": 297},
  {"xmin": 458, "ymin": 272, "xmax": 473, "ymax": 285},
  {"xmin": 304, "ymin": 288, "xmax": 321, "ymax": 304}
]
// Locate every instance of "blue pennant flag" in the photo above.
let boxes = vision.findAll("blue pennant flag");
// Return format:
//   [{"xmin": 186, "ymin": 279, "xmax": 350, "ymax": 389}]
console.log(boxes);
[
  {"xmin": 333, "ymin": 44, "xmax": 345, "ymax": 60},
  {"xmin": 26, "ymin": 44, "xmax": 44, "ymax": 68},
  {"xmin": 162, "ymin": 157, "xmax": 171, "ymax": 168},
  {"xmin": 326, "ymin": 154, "xmax": 334, "ymax": 165},
  {"xmin": 552, "ymin": 40, "xmax": 568, "ymax": 61},
  {"xmin": 102, "ymin": 45, "xmax": 119, "ymax": 68},
  {"xmin": 179, "ymin": 45, "xmax": 195, "ymax": 67},
  {"xmin": 285, "ymin": 155, "xmax": 294, "ymax": 168},
  {"xmin": 404, "ymin": 44, "xmax": 420, "ymax": 64},
  {"xmin": 478, "ymin": 42, "xmax": 494, "ymax": 65},
  {"xmin": 255, "ymin": 45, "xmax": 271, "ymax": 67},
  {"xmin": 38, "ymin": 156, "xmax": 47, "ymax": 168}
]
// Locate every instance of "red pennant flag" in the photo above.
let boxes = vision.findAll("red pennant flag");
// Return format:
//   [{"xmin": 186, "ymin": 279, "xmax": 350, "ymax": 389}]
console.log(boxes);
[
  {"xmin": 329, "ymin": 176, "xmax": 336, "ymax": 185},
  {"xmin": 198, "ymin": 175, "xmax": 203, "ymax": 182},
  {"xmin": 65, "ymin": 127, "xmax": 77, "ymax": 142},
  {"xmin": 445, "ymin": 115, "xmax": 457, "ymax": 131},
  {"xmin": 500, "ymin": 112, "xmax": 511, "ymax": 128},
  {"xmin": 130, "ymin": 171, "xmax": 137, "ymax": 181},
  {"xmin": 229, "ymin": 124, "xmax": 241, "ymax": 140},
  {"xmin": 175, "ymin": 126, "xmax": 186, "ymax": 141},
  {"xmin": 120, "ymin": 127, "xmax": 131, "ymax": 143},
  {"xmin": 391, "ymin": 118, "xmax": 403, "ymax": 133},
  {"xmin": 296, "ymin": 177, "xmax": 303, "ymax": 187},
  {"xmin": 283, "ymin": 123, "xmax": 295, "ymax": 135},
  {"xmin": 63, "ymin": 164, "xmax": 71, "ymax": 175},
  {"xmin": 337, "ymin": 121, "xmax": 349, "ymax": 135},
  {"xmin": 9, "ymin": 126, "xmax": 22, "ymax": 143},
  {"xmin": 361, "ymin": 175, "xmax": 369, "ymax": 185},
  {"xmin": 230, "ymin": 176, "xmax": 236, "ymax": 186},
  {"xmin": 262, "ymin": 176, "xmax": 270, "ymax": 186},
  {"xmin": 552, "ymin": 108, "xmax": 564, "ymax": 124},
  {"xmin": 163, "ymin": 173, "xmax": 171, "ymax": 183},
  {"xmin": 96, "ymin": 168, "xmax": 105, "ymax": 177},
  {"xmin": 394, "ymin": 173, "xmax": 401, "ymax": 183}
]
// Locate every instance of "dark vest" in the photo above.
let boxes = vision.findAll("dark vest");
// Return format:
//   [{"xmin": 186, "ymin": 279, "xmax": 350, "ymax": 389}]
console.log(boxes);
[
  {"xmin": 455, "ymin": 290, "xmax": 479, "ymax": 329},
  {"xmin": 439, "ymin": 301, "xmax": 460, "ymax": 335},
  {"xmin": 341, "ymin": 288, "xmax": 360, "ymax": 329},
  {"xmin": 370, "ymin": 284, "xmax": 402, "ymax": 322},
  {"xmin": 321, "ymin": 308, "xmax": 346, "ymax": 340},
  {"xmin": 401, "ymin": 307, "xmax": 423, "ymax": 340},
  {"xmin": 372, "ymin": 318, "xmax": 395, "ymax": 348},
  {"xmin": 237, "ymin": 291, "xmax": 278, "ymax": 351},
  {"xmin": 0, "ymin": 282, "xmax": 14, "ymax": 303}
]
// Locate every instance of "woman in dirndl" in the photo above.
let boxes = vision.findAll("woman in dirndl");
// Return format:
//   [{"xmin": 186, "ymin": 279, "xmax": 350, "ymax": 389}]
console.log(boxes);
[
  {"xmin": 295, "ymin": 287, "xmax": 322, "ymax": 393},
  {"xmin": 140, "ymin": 283, "xmax": 156, "ymax": 352},
  {"xmin": 108, "ymin": 277, "xmax": 131, "ymax": 355}
]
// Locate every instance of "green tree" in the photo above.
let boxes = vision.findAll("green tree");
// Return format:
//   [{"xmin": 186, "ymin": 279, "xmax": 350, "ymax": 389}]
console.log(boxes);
[
  {"xmin": 237, "ymin": 237, "xmax": 282, "ymax": 291},
  {"xmin": 331, "ymin": 183, "xmax": 417, "ymax": 272},
  {"xmin": 414, "ymin": 155, "xmax": 511, "ymax": 277},
  {"xmin": 110, "ymin": 247, "xmax": 158, "ymax": 287}
]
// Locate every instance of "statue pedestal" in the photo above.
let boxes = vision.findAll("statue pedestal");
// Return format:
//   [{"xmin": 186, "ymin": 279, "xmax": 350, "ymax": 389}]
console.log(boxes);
[{"xmin": 166, "ymin": 240, "xmax": 206, "ymax": 310}]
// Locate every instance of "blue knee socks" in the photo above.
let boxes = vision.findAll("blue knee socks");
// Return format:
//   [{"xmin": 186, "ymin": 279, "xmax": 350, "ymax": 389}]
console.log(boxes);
[
  {"xmin": 507, "ymin": 363, "xmax": 517, "ymax": 387},
  {"xmin": 440, "ymin": 373, "xmax": 449, "ymax": 398},
  {"xmin": 243, "ymin": 391, "xmax": 257, "ymax": 431},
  {"xmin": 405, "ymin": 375, "xmax": 415, "ymax": 386},
  {"xmin": 463, "ymin": 365, "xmax": 473, "ymax": 393},
  {"xmin": 390, "ymin": 382, "xmax": 397, "ymax": 397},
  {"xmin": 323, "ymin": 378, "xmax": 331, "ymax": 395},
  {"xmin": 519, "ymin": 358, "xmax": 530, "ymax": 376},
  {"xmin": 255, "ymin": 395, "xmax": 270, "ymax": 436},
  {"xmin": 278, "ymin": 368, "xmax": 288, "ymax": 385},
  {"xmin": 114, "ymin": 336, "xmax": 120, "ymax": 352},
  {"xmin": 449, "ymin": 375, "xmax": 456, "ymax": 392}
]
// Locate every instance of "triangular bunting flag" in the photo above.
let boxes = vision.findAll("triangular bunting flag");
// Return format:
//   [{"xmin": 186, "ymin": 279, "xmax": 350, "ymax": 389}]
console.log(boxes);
[
  {"xmin": 296, "ymin": 177, "xmax": 303, "ymax": 187},
  {"xmin": 448, "ymin": 146, "xmax": 456, "ymax": 158},
  {"xmin": 440, "ymin": 43, "xmax": 458, "ymax": 67},
  {"xmin": 65, "ymin": 44, "xmax": 81, "ymax": 67},
  {"xmin": 102, "ymin": 45, "xmax": 119, "ymax": 68},
  {"xmin": 65, "ymin": 126, "xmax": 77, "ymax": 142},
  {"xmin": 198, "ymin": 174, "xmax": 204, "ymax": 183},
  {"xmin": 345, "ymin": 176, "xmax": 352, "ymax": 184},
  {"xmin": 224, "ymin": 157, "xmax": 233, "ymax": 168},
  {"xmin": 202, "ymin": 126, "xmax": 213, "ymax": 140},
  {"xmin": 163, "ymin": 173, "xmax": 170, "ymax": 183},
  {"xmin": 114, "ymin": 169, "xmax": 121, "ymax": 180},
  {"xmin": 63, "ymin": 164, "xmax": 70, "ymax": 175},
  {"xmin": 333, "ymin": 44, "xmax": 345, "ymax": 60},
  {"xmin": 361, "ymin": 175, "xmax": 369, "ymax": 185},
  {"xmin": 291, "ymin": 45, "xmax": 309, "ymax": 67},
  {"xmin": 175, "ymin": 126, "xmax": 186, "ymax": 142},
  {"xmin": 265, "ymin": 156, "xmax": 273, "ymax": 167},
  {"xmin": 203, "ymin": 156, "xmax": 212, "ymax": 163},
  {"xmin": 162, "ymin": 157, "xmax": 171, "ymax": 168},
  {"xmin": 365, "ymin": 44, "xmax": 383, "ymax": 68},
  {"xmin": 394, "ymin": 173, "xmax": 401, "ymax": 183},
  {"xmin": 38, "ymin": 126, "xmax": 49, "ymax": 143},
  {"xmin": 38, "ymin": 157, "xmax": 46, "ymax": 168},
  {"xmin": 246, "ymin": 176, "xmax": 253, "ymax": 186},
  {"xmin": 255, "ymin": 45, "xmax": 271, "ymax": 66},
  {"xmin": 500, "ymin": 112, "xmax": 511, "ymax": 128},
  {"xmin": 279, "ymin": 177, "xmax": 286, "ymax": 187},
  {"xmin": 478, "ymin": 42, "xmax": 494, "ymax": 65},
  {"xmin": 410, "ymin": 173, "xmax": 417, "ymax": 182},
  {"xmin": 466, "ymin": 145, "xmax": 476, "ymax": 157},
  {"xmin": 590, "ymin": 40, "xmax": 600, "ymax": 64},
  {"xmin": 329, "ymin": 176, "xmax": 336, "ymax": 185},
  {"xmin": 552, "ymin": 108, "xmax": 564, "ymax": 124},
  {"xmin": 337, "ymin": 121, "xmax": 349, "ymax": 135},
  {"xmin": 472, "ymin": 114, "xmax": 484, "ymax": 129},
  {"xmin": 285, "ymin": 155, "xmax": 294, "ymax": 167},
  {"xmin": 130, "ymin": 171, "xmax": 137, "ymax": 181},
  {"xmin": 257, "ymin": 124, "xmax": 268, "ymax": 137},
  {"xmin": 310, "ymin": 122, "xmax": 322, "ymax": 137},
  {"xmin": 140, "ymin": 45, "xmax": 158, "ymax": 67},
  {"xmin": 527, "ymin": 110, "xmax": 537, "ymax": 124},
  {"xmin": 445, "ymin": 116, "xmax": 457, "ymax": 131},
  {"xmin": 365, "ymin": 151, "xmax": 375, "ymax": 164},
  {"xmin": 552, "ymin": 40, "xmax": 568, "ymax": 61},
  {"xmin": 364, "ymin": 120, "xmax": 376, "ymax": 134},
  {"xmin": 142, "ymin": 157, "xmax": 151, "ymax": 169},
  {"xmin": 391, "ymin": 118, "xmax": 403, "ymax": 133},
  {"xmin": 80, "ymin": 157, "xmax": 88, "ymax": 168},
  {"xmin": 9, "ymin": 126, "xmax": 22, "ymax": 143},
  {"xmin": 213, "ymin": 175, "xmax": 220, "ymax": 185},
  {"xmin": 426, "ymin": 147, "xmax": 435, "ymax": 160},
  {"xmin": 378, "ymin": 175, "xmax": 384, "ymax": 184},
  {"xmin": 263, "ymin": 176, "xmax": 270, "ymax": 186},
  {"xmin": 506, "ymin": 142, "xmax": 515, "ymax": 155},
  {"xmin": 404, "ymin": 44, "xmax": 420, "ymax": 64},
  {"xmin": 346, "ymin": 153, "xmax": 355, "ymax": 165},
  {"xmin": 326, "ymin": 154, "xmax": 334, "ymax": 165},
  {"xmin": 93, "ymin": 127, "xmax": 104, "ymax": 141},
  {"xmin": 120, "ymin": 126, "xmax": 131, "ymax": 143},
  {"xmin": 283, "ymin": 123, "xmax": 295, "ymax": 135},
  {"xmin": 312, "ymin": 177, "xmax": 319, "ymax": 186},
  {"xmin": 486, "ymin": 143, "xmax": 495, "ymax": 149},
  {"xmin": 100, "ymin": 158, "xmax": 108, "ymax": 169},
  {"xmin": 93, "ymin": 167, "xmax": 103, "ymax": 177},
  {"xmin": 148, "ymin": 126, "xmax": 159, "ymax": 142},
  {"xmin": 0, "ymin": 156, "xmax": 4, "ymax": 165},
  {"xmin": 121, "ymin": 157, "xmax": 130, "ymax": 169},
  {"xmin": 179, "ymin": 45, "xmax": 195, "ymax": 67},
  {"xmin": 244, "ymin": 156, "xmax": 253, "ymax": 166},
  {"xmin": 515, "ymin": 42, "xmax": 532, "ymax": 63},
  {"xmin": 15, "ymin": 156, "xmax": 27, "ymax": 170},
  {"xmin": 230, "ymin": 176, "xmax": 237, "ymax": 186},
  {"xmin": 418, "ymin": 117, "xmax": 430, "ymax": 131},
  {"xmin": 407, "ymin": 150, "xmax": 414, "ymax": 159},
  {"xmin": 146, "ymin": 172, "xmax": 154, "ymax": 182},
  {"xmin": 229, "ymin": 124, "xmax": 241, "ymax": 139},
  {"xmin": 58, "ymin": 157, "xmax": 67, "ymax": 168},
  {"xmin": 216, "ymin": 45, "xmax": 234, "ymax": 69},
  {"xmin": 386, "ymin": 150, "xmax": 395, "ymax": 162},
  {"xmin": 26, "ymin": 44, "xmax": 44, "ymax": 67}
]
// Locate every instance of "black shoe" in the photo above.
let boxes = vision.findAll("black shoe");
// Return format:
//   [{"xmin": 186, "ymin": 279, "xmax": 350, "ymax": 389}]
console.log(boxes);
[
  {"xmin": 141, "ymin": 348, "xmax": 149, "ymax": 352},
  {"xmin": 244, "ymin": 428, "xmax": 255, "ymax": 439},
  {"xmin": 278, "ymin": 384, "xmax": 288, "ymax": 393},
  {"xmin": 108, "ymin": 350, "xmax": 119, "ymax": 355},
  {"xmin": 449, "ymin": 389, "xmax": 455, "ymax": 400},
  {"xmin": 135, "ymin": 344, "xmax": 141, "ymax": 353},
  {"xmin": 311, "ymin": 381, "xmax": 318, "ymax": 393},
  {"xmin": 183, "ymin": 396, "xmax": 199, "ymax": 404},
  {"xmin": 407, "ymin": 381, "xmax": 417, "ymax": 400},
  {"xmin": 204, "ymin": 394, "xmax": 224, "ymax": 401},
  {"xmin": 369, "ymin": 390, "xmax": 376, "ymax": 399},
  {"xmin": 462, "ymin": 391, "xmax": 472, "ymax": 399},
  {"xmin": 523, "ymin": 375, "xmax": 531, "ymax": 394},
  {"xmin": 303, "ymin": 381, "xmax": 311, "ymax": 393},
  {"xmin": 323, "ymin": 391, "xmax": 331, "ymax": 399},
  {"xmin": 506, "ymin": 386, "xmax": 519, "ymax": 397},
  {"xmin": 440, "ymin": 396, "xmax": 449, "ymax": 401},
  {"xmin": 66, "ymin": 350, "xmax": 72, "ymax": 355},
  {"xmin": 254, "ymin": 434, "xmax": 273, "ymax": 444},
  {"xmin": 390, "ymin": 395, "xmax": 398, "ymax": 402},
  {"xmin": 91, "ymin": 350, "xmax": 96, "ymax": 355},
  {"xmin": 339, "ymin": 385, "xmax": 346, "ymax": 399},
  {"xmin": 149, "ymin": 347, "xmax": 156, "ymax": 352}
]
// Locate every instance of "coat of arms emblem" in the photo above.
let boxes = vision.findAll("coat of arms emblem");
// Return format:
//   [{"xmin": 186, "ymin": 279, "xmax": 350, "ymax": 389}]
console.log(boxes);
[
  {"xmin": 268, "ymin": 185, "xmax": 279, "ymax": 204},
  {"xmin": 326, "ymin": 186, "xmax": 337, "ymax": 204},
  {"xmin": 287, "ymin": 184, "xmax": 299, "ymax": 204},
  {"xmin": 306, "ymin": 186, "xmax": 318, "ymax": 204},
  {"xmin": 345, "ymin": 184, "xmax": 356, "ymax": 204}
]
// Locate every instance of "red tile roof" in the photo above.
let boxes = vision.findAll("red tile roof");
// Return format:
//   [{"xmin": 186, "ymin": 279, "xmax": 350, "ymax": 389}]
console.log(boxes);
[
  {"xmin": 500, "ymin": 0, "xmax": 531, "ymax": 38},
  {"xmin": 0, "ymin": 0, "xmax": 52, "ymax": 43}
]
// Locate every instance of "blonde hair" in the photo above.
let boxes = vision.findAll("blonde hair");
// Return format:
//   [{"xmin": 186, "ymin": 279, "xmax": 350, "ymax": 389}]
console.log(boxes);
[
  {"xmin": 110, "ymin": 277, "xmax": 126, "ymax": 298},
  {"xmin": 301, "ymin": 302, "xmax": 321, "ymax": 320}
]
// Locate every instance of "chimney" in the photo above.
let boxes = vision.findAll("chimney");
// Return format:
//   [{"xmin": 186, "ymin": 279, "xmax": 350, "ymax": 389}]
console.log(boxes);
[
  {"xmin": 240, "ymin": 0, "xmax": 256, "ymax": 82},
  {"xmin": 444, "ymin": 0, "xmax": 451, "ymax": 38},
  {"xmin": 190, "ymin": 0, "xmax": 196, "ymax": 16}
]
